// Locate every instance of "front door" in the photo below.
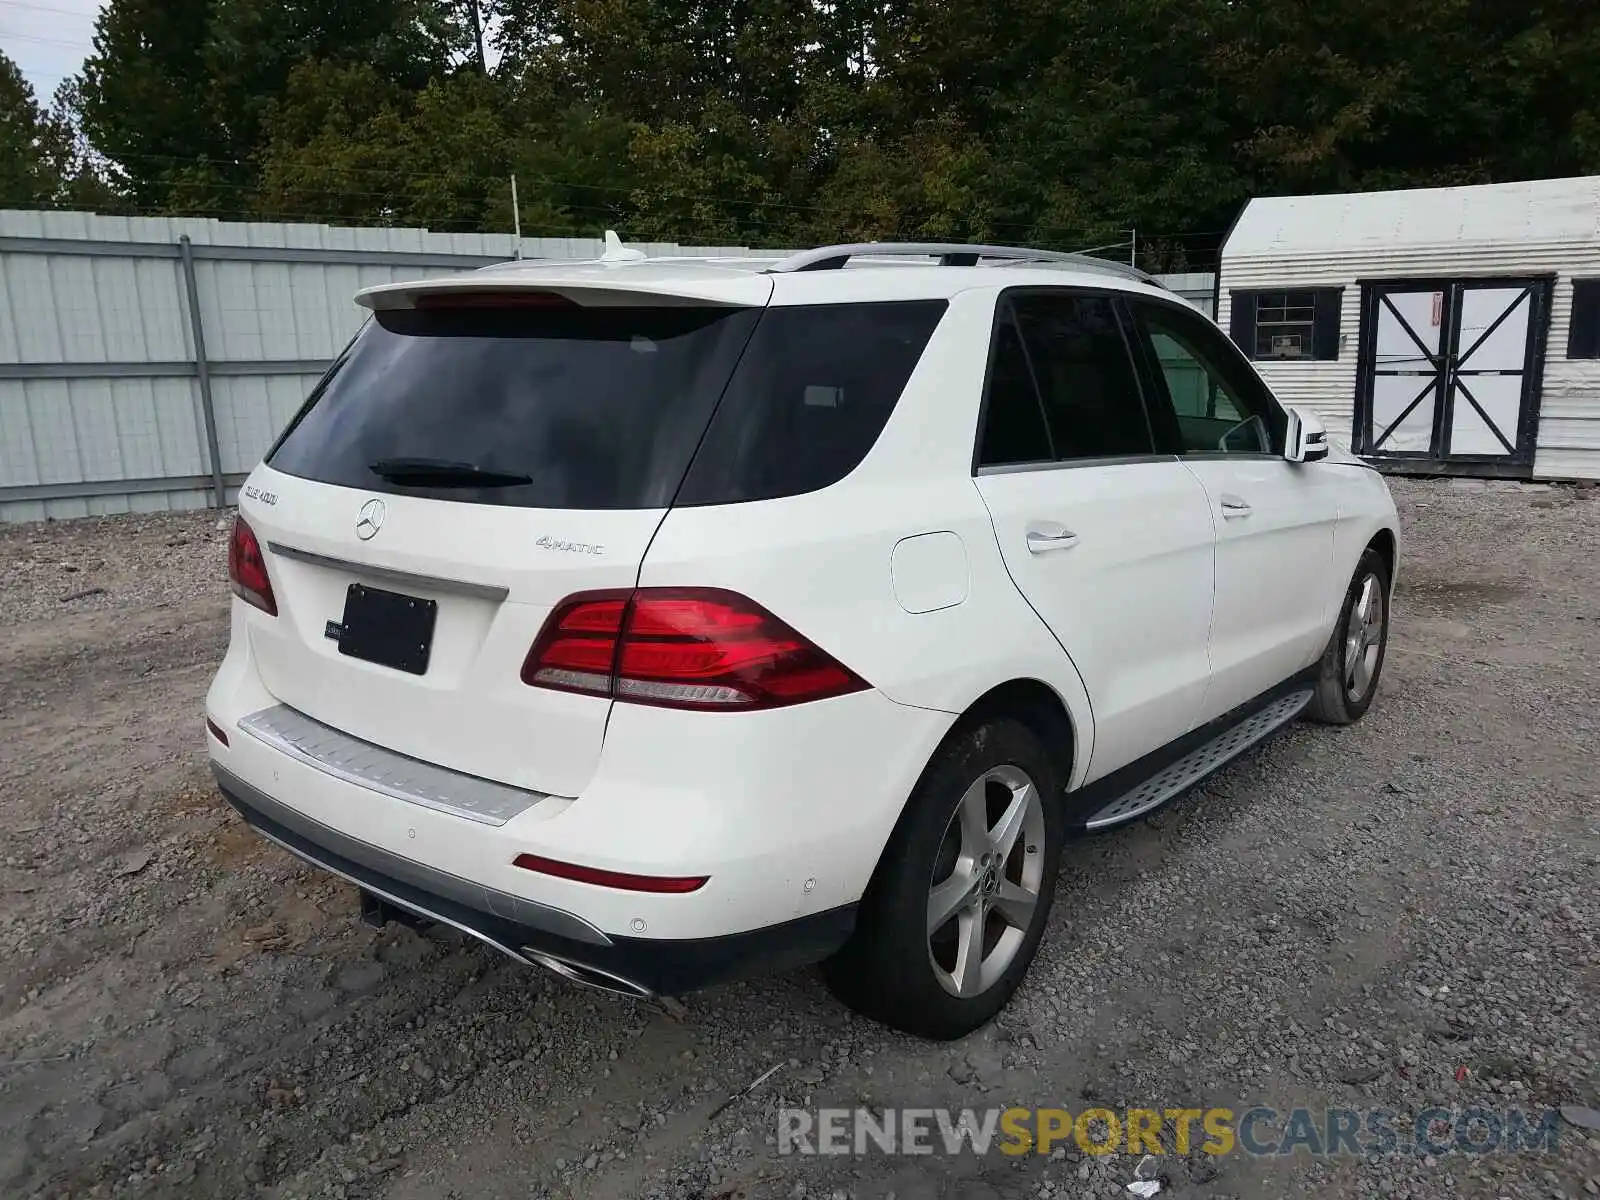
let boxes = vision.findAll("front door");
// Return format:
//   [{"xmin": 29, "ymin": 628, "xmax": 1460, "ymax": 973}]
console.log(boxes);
[
  {"xmin": 1123, "ymin": 296, "xmax": 1342, "ymax": 723},
  {"xmin": 1355, "ymin": 278, "xmax": 1552, "ymax": 473}
]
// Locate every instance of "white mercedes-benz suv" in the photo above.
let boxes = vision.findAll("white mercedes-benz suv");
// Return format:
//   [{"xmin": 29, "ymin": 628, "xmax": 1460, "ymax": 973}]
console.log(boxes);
[{"xmin": 206, "ymin": 241, "xmax": 1398, "ymax": 1040}]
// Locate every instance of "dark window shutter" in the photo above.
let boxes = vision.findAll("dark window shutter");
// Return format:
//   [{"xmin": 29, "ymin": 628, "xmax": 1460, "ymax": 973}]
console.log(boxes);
[
  {"xmin": 1228, "ymin": 291, "xmax": 1255, "ymax": 354},
  {"xmin": 1569, "ymin": 281, "xmax": 1600, "ymax": 359},
  {"xmin": 1312, "ymin": 288, "xmax": 1343, "ymax": 360}
]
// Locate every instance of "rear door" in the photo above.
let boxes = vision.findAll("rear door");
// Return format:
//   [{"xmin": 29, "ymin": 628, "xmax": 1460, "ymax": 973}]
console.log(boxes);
[
  {"xmin": 1123, "ymin": 297, "xmax": 1341, "ymax": 722},
  {"xmin": 972, "ymin": 290, "xmax": 1216, "ymax": 782},
  {"xmin": 241, "ymin": 294, "xmax": 765, "ymax": 798}
]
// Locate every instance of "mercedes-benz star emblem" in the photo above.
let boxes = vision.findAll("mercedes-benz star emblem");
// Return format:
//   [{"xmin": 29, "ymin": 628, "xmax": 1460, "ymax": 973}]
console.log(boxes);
[{"xmin": 355, "ymin": 498, "xmax": 386, "ymax": 541}]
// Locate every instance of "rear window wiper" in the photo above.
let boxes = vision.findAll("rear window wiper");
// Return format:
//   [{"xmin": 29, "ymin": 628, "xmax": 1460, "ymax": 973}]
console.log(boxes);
[{"xmin": 367, "ymin": 457, "xmax": 533, "ymax": 487}]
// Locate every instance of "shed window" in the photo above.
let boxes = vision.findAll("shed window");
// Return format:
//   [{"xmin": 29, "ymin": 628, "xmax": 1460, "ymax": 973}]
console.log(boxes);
[
  {"xmin": 1228, "ymin": 288, "xmax": 1342, "ymax": 361},
  {"xmin": 1568, "ymin": 280, "xmax": 1600, "ymax": 359}
]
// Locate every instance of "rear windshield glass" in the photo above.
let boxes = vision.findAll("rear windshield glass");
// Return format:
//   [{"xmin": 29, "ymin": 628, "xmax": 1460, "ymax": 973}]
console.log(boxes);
[
  {"xmin": 267, "ymin": 304, "xmax": 762, "ymax": 510},
  {"xmin": 676, "ymin": 300, "xmax": 948, "ymax": 505}
]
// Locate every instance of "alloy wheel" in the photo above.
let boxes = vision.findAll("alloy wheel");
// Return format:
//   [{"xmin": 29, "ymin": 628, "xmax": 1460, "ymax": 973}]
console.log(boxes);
[
  {"xmin": 1344, "ymin": 573, "xmax": 1386, "ymax": 702},
  {"xmin": 926, "ymin": 764, "xmax": 1046, "ymax": 998}
]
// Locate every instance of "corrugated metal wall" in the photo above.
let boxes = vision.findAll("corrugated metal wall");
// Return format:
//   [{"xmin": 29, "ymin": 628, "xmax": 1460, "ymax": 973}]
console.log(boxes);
[
  {"xmin": 1219, "ymin": 242, "xmax": 1600, "ymax": 481},
  {"xmin": 0, "ymin": 210, "xmax": 1215, "ymax": 522},
  {"xmin": 1538, "ymin": 271, "xmax": 1600, "ymax": 481},
  {"xmin": 0, "ymin": 210, "xmax": 785, "ymax": 522}
]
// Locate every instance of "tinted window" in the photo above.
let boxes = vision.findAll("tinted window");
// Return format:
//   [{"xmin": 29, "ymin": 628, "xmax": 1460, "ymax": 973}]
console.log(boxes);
[
  {"xmin": 677, "ymin": 301, "xmax": 946, "ymax": 504},
  {"xmin": 977, "ymin": 315, "xmax": 1053, "ymax": 467},
  {"xmin": 1134, "ymin": 301, "xmax": 1285, "ymax": 456},
  {"xmin": 269, "ymin": 304, "xmax": 760, "ymax": 509},
  {"xmin": 1010, "ymin": 293, "xmax": 1153, "ymax": 460}
]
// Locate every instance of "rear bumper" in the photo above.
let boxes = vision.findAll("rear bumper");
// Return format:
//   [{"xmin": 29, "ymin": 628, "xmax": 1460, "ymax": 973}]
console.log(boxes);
[
  {"xmin": 216, "ymin": 764, "xmax": 856, "ymax": 995},
  {"xmin": 207, "ymin": 601, "xmax": 953, "ymax": 941}
]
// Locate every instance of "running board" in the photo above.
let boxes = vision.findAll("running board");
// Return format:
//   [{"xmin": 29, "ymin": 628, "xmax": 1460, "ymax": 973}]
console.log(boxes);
[{"xmin": 1083, "ymin": 689, "xmax": 1313, "ymax": 830}]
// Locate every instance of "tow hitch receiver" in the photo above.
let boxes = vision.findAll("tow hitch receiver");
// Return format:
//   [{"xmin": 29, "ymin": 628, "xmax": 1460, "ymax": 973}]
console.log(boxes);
[{"xmin": 359, "ymin": 888, "xmax": 432, "ymax": 932}]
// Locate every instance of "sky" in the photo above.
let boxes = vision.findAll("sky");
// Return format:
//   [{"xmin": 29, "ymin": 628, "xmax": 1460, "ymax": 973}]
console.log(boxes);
[{"xmin": 0, "ymin": 0, "xmax": 104, "ymax": 104}]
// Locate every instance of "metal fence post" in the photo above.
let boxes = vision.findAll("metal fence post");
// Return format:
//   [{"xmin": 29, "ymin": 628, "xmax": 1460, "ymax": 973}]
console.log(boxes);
[{"xmin": 178, "ymin": 235, "xmax": 228, "ymax": 509}]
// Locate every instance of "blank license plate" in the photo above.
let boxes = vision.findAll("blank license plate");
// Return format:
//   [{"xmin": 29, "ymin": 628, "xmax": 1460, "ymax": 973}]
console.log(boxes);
[{"xmin": 337, "ymin": 584, "xmax": 437, "ymax": 676}]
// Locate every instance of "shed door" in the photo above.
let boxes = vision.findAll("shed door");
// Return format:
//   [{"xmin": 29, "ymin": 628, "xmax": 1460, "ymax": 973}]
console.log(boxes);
[
  {"xmin": 1365, "ymin": 287, "xmax": 1446, "ymax": 455},
  {"xmin": 1448, "ymin": 284, "xmax": 1536, "ymax": 456},
  {"xmin": 1355, "ymin": 278, "xmax": 1551, "ymax": 474}
]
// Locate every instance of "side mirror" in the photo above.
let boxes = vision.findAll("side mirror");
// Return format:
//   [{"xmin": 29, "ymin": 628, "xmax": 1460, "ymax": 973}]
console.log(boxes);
[{"xmin": 1285, "ymin": 406, "xmax": 1330, "ymax": 464}]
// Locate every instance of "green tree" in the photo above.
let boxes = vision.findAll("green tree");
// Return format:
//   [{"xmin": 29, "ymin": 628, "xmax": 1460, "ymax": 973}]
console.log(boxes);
[
  {"xmin": 0, "ymin": 52, "xmax": 56, "ymax": 207},
  {"xmin": 34, "ymin": 0, "xmax": 1600, "ymax": 255},
  {"xmin": 70, "ymin": 0, "xmax": 469, "ymax": 216}
]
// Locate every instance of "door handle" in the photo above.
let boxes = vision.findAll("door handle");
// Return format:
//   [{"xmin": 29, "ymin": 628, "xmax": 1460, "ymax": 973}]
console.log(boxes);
[
  {"xmin": 1220, "ymin": 494, "xmax": 1253, "ymax": 519},
  {"xmin": 1026, "ymin": 525, "xmax": 1079, "ymax": 553}
]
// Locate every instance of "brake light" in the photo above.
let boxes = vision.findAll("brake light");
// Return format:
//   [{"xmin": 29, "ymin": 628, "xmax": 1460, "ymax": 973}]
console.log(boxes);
[
  {"xmin": 414, "ymin": 290, "xmax": 577, "ymax": 310},
  {"xmin": 227, "ymin": 516, "xmax": 277, "ymax": 615},
  {"xmin": 521, "ymin": 588, "xmax": 869, "ymax": 711}
]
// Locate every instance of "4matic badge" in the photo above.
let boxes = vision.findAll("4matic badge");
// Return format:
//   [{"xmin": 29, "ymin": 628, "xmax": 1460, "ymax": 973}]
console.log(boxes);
[{"xmin": 536, "ymin": 535, "xmax": 604, "ymax": 556}]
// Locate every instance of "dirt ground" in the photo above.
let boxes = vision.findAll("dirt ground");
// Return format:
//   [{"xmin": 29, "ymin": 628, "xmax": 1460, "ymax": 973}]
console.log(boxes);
[{"xmin": 1, "ymin": 477, "xmax": 1597, "ymax": 1200}]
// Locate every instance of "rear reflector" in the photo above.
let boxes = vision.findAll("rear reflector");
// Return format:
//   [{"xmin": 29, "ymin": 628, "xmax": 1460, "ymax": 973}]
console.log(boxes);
[
  {"xmin": 521, "ymin": 588, "xmax": 869, "ymax": 711},
  {"xmin": 205, "ymin": 717, "xmax": 229, "ymax": 746},
  {"xmin": 513, "ymin": 853, "xmax": 708, "ymax": 894},
  {"xmin": 227, "ymin": 516, "xmax": 277, "ymax": 616}
]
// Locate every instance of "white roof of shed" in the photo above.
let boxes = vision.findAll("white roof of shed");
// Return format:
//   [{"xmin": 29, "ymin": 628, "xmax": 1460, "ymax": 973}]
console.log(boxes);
[{"xmin": 1225, "ymin": 175, "xmax": 1600, "ymax": 257}]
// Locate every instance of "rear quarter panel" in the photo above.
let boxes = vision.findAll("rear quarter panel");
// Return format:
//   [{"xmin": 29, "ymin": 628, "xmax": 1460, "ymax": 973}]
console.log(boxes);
[{"xmin": 638, "ymin": 286, "xmax": 1098, "ymax": 788}]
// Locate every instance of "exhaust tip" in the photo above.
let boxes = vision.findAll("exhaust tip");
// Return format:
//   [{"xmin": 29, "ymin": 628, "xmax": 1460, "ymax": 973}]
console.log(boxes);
[{"xmin": 524, "ymin": 949, "xmax": 656, "ymax": 999}]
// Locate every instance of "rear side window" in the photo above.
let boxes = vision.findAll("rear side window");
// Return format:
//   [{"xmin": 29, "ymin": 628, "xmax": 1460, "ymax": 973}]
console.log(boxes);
[
  {"xmin": 977, "ymin": 315, "xmax": 1053, "ymax": 467},
  {"xmin": 1011, "ymin": 293, "xmax": 1152, "ymax": 459},
  {"xmin": 268, "ymin": 304, "xmax": 761, "ymax": 510},
  {"xmin": 676, "ymin": 301, "xmax": 947, "ymax": 505},
  {"xmin": 975, "ymin": 291, "xmax": 1153, "ymax": 468}
]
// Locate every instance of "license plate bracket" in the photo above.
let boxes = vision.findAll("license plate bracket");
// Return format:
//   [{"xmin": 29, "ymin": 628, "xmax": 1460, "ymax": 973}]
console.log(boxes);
[{"xmin": 337, "ymin": 583, "xmax": 437, "ymax": 676}]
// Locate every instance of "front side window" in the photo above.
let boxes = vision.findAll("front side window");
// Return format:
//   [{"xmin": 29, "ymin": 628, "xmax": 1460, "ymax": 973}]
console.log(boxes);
[{"xmin": 1131, "ymin": 300, "xmax": 1285, "ymax": 456}]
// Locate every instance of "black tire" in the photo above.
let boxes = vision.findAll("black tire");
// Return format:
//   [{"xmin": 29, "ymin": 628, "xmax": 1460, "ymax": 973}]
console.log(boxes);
[
  {"xmin": 822, "ymin": 718, "xmax": 1064, "ymax": 1040},
  {"xmin": 1306, "ymin": 548, "xmax": 1391, "ymax": 725}
]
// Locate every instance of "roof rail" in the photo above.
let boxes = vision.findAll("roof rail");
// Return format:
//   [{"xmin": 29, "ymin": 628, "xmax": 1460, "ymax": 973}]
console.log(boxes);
[{"xmin": 766, "ymin": 242, "xmax": 1162, "ymax": 285}]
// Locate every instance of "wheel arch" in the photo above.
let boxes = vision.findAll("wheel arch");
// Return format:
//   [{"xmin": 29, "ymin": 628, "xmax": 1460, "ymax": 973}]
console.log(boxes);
[
  {"xmin": 948, "ymin": 678, "xmax": 1079, "ymax": 794},
  {"xmin": 859, "ymin": 676, "xmax": 1080, "ymax": 910},
  {"xmin": 1366, "ymin": 526, "xmax": 1398, "ymax": 591}
]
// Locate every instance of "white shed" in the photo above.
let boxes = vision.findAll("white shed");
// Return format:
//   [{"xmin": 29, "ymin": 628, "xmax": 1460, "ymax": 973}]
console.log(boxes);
[{"xmin": 1216, "ymin": 176, "xmax": 1600, "ymax": 481}]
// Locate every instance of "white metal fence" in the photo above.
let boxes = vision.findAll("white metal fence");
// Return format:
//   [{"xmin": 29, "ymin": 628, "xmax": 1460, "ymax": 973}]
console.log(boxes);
[{"xmin": 0, "ymin": 211, "xmax": 1214, "ymax": 522}]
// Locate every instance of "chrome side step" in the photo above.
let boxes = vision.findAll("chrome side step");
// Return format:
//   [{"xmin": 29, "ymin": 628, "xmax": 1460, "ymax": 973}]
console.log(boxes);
[{"xmin": 1083, "ymin": 689, "xmax": 1313, "ymax": 830}]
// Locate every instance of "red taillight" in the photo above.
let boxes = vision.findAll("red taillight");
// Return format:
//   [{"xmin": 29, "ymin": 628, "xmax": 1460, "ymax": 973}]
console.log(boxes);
[
  {"xmin": 227, "ymin": 516, "xmax": 277, "ymax": 616},
  {"xmin": 521, "ymin": 588, "xmax": 869, "ymax": 711},
  {"xmin": 512, "ymin": 853, "xmax": 707, "ymax": 894},
  {"xmin": 205, "ymin": 717, "xmax": 229, "ymax": 746}
]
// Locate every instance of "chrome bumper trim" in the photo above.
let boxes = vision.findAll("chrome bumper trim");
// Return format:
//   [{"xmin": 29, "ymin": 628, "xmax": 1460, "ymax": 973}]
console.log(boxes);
[
  {"xmin": 237, "ymin": 704, "xmax": 550, "ymax": 827},
  {"xmin": 266, "ymin": 541, "xmax": 511, "ymax": 602}
]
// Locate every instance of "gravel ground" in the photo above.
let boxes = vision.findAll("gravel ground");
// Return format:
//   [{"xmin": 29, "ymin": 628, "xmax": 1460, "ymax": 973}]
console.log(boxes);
[{"xmin": 1, "ymin": 477, "xmax": 1597, "ymax": 1200}]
